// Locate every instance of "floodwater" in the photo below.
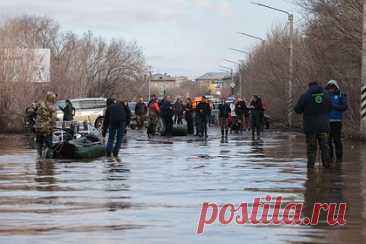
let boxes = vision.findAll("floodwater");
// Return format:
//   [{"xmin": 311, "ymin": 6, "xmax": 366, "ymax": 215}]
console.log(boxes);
[{"xmin": 0, "ymin": 130, "xmax": 365, "ymax": 244}]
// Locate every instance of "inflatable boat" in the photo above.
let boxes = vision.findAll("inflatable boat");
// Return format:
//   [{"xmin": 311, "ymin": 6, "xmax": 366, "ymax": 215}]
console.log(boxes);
[{"xmin": 46, "ymin": 122, "xmax": 105, "ymax": 159}]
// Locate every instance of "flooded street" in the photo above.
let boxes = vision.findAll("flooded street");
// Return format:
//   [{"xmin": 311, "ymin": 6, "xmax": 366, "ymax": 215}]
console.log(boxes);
[{"xmin": 0, "ymin": 130, "xmax": 365, "ymax": 244}]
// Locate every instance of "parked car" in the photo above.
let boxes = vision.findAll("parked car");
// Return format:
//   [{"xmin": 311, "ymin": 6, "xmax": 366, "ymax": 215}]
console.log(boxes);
[{"xmin": 56, "ymin": 98, "xmax": 107, "ymax": 129}]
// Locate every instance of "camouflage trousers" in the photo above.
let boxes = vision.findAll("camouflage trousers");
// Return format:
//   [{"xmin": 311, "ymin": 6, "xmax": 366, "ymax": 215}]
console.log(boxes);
[
  {"xmin": 136, "ymin": 115, "xmax": 146, "ymax": 129},
  {"xmin": 305, "ymin": 133, "xmax": 331, "ymax": 168},
  {"xmin": 36, "ymin": 133, "xmax": 53, "ymax": 158}
]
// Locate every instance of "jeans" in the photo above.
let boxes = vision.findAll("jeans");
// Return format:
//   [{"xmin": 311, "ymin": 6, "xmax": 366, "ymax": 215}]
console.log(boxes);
[
  {"xmin": 106, "ymin": 126, "xmax": 125, "ymax": 157},
  {"xmin": 329, "ymin": 122, "xmax": 343, "ymax": 162},
  {"xmin": 306, "ymin": 133, "xmax": 331, "ymax": 168}
]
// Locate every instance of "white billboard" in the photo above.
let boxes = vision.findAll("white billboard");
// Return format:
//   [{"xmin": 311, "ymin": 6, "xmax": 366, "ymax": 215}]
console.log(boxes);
[{"xmin": 0, "ymin": 48, "xmax": 50, "ymax": 83}]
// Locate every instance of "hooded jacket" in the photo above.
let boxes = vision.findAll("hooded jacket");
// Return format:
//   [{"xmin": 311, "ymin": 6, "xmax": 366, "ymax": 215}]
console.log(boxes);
[
  {"xmin": 326, "ymin": 80, "xmax": 347, "ymax": 122},
  {"xmin": 295, "ymin": 84, "xmax": 331, "ymax": 134}
]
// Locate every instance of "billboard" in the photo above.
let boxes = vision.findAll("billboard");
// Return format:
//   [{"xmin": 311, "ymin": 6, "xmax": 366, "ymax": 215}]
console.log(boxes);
[{"xmin": 0, "ymin": 48, "xmax": 50, "ymax": 82}]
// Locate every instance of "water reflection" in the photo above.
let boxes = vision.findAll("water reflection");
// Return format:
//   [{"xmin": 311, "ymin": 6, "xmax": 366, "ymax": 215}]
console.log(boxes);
[
  {"xmin": 0, "ymin": 132, "xmax": 365, "ymax": 244},
  {"xmin": 35, "ymin": 160, "xmax": 56, "ymax": 190},
  {"xmin": 303, "ymin": 167, "xmax": 346, "ymax": 227}
]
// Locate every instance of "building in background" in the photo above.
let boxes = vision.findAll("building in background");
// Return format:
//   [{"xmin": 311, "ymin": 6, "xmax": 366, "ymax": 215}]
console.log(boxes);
[
  {"xmin": 150, "ymin": 73, "xmax": 177, "ymax": 96},
  {"xmin": 195, "ymin": 72, "xmax": 231, "ymax": 96}
]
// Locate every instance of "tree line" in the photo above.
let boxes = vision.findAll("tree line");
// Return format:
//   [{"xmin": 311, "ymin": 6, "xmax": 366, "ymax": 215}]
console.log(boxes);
[
  {"xmin": 0, "ymin": 15, "xmax": 146, "ymax": 131},
  {"xmin": 240, "ymin": 0, "xmax": 362, "ymax": 134}
]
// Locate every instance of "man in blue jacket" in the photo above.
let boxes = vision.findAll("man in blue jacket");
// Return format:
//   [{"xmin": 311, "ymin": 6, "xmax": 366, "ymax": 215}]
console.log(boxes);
[
  {"xmin": 295, "ymin": 82, "xmax": 331, "ymax": 169},
  {"xmin": 325, "ymin": 80, "xmax": 348, "ymax": 163}
]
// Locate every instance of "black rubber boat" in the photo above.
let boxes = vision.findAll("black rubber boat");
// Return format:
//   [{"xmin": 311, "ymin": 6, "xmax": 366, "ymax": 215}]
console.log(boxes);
[{"xmin": 46, "ymin": 126, "xmax": 105, "ymax": 159}]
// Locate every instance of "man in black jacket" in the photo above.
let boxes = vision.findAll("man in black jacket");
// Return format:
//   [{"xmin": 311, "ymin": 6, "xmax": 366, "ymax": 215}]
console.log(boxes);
[
  {"xmin": 295, "ymin": 82, "xmax": 331, "ymax": 169},
  {"xmin": 59, "ymin": 99, "xmax": 75, "ymax": 121},
  {"xmin": 218, "ymin": 97, "xmax": 231, "ymax": 142},
  {"xmin": 135, "ymin": 98, "xmax": 147, "ymax": 130},
  {"xmin": 102, "ymin": 99, "xmax": 128, "ymax": 161},
  {"xmin": 196, "ymin": 96, "xmax": 211, "ymax": 138},
  {"xmin": 160, "ymin": 96, "xmax": 174, "ymax": 137}
]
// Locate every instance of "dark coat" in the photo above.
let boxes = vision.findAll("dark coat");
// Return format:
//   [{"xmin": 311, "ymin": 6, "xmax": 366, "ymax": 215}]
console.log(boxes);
[
  {"xmin": 196, "ymin": 102, "xmax": 211, "ymax": 119},
  {"xmin": 218, "ymin": 103, "xmax": 231, "ymax": 119},
  {"xmin": 185, "ymin": 103, "xmax": 193, "ymax": 119},
  {"xmin": 160, "ymin": 100, "xmax": 174, "ymax": 118},
  {"xmin": 174, "ymin": 101, "xmax": 184, "ymax": 116},
  {"xmin": 250, "ymin": 99, "xmax": 264, "ymax": 129},
  {"xmin": 235, "ymin": 101, "xmax": 248, "ymax": 117},
  {"xmin": 60, "ymin": 103, "xmax": 75, "ymax": 121},
  {"xmin": 102, "ymin": 103, "xmax": 128, "ymax": 137},
  {"xmin": 295, "ymin": 84, "xmax": 331, "ymax": 134},
  {"xmin": 135, "ymin": 102, "xmax": 147, "ymax": 116}
]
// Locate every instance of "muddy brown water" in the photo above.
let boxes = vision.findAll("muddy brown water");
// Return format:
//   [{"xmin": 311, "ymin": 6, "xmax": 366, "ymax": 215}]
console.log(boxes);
[{"xmin": 0, "ymin": 130, "xmax": 365, "ymax": 244}]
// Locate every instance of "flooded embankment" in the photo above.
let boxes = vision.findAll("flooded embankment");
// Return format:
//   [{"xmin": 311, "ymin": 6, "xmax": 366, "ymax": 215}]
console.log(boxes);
[{"xmin": 0, "ymin": 130, "xmax": 365, "ymax": 244}]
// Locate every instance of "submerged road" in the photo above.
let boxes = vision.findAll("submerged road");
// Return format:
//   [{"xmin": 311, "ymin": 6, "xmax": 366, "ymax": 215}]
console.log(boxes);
[{"xmin": 0, "ymin": 130, "xmax": 365, "ymax": 244}]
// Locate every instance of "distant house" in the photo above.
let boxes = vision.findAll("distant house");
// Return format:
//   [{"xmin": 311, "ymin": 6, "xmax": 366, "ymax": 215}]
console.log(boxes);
[
  {"xmin": 195, "ymin": 72, "xmax": 232, "ymax": 95},
  {"xmin": 175, "ymin": 76, "xmax": 191, "ymax": 87},
  {"xmin": 195, "ymin": 72, "xmax": 231, "ymax": 88},
  {"xmin": 150, "ymin": 73, "xmax": 177, "ymax": 91}
]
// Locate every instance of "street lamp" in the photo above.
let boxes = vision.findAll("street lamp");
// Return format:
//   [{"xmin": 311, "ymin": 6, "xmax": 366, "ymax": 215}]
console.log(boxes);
[
  {"xmin": 218, "ymin": 68, "xmax": 231, "ymax": 73},
  {"xmin": 147, "ymin": 65, "xmax": 152, "ymax": 101},
  {"xmin": 238, "ymin": 32, "xmax": 265, "ymax": 44},
  {"xmin": 229, "ymin": 48, "xmax": 249, "ymax": 55},
  {"xmin": 219, "ymin": 64, "xmax": 234, "ymax": 93},
  {"xmin": 252, "ymin": 1, "xmax": 294, "ymax": 128},
  {"xmin": 218, "ymin": 65, "xmax": 233, "ymax": 72},
  {"xmin": 224, "ymin": 59, "xmax": 243, "ymax": 98}
]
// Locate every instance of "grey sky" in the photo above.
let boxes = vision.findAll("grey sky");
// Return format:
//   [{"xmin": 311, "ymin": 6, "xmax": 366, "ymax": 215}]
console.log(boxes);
[{"xmin": 0, "ymin": 0, "xmax": 300, "ymax": 78}]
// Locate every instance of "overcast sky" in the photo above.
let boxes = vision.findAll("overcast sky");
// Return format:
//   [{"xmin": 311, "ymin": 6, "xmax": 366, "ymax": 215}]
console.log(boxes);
[{"xmin": 0, "ymin": 0, "xmax": 299, "ymax": 78}]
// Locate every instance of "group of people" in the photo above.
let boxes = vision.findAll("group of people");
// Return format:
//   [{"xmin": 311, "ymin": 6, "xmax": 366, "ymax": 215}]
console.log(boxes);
[
  {"xmin": 146, "ymin": 95, "xmax": 211, "ymax": 138},
  {"xmin": 143, "ymin": 94, "xmax": 266, "ymax": 141},
  {"xmin": 295, "ymin": 80, "xmax": 348, "ymax": 169},
  {"xmin": 219, "ymin": 96, "xmax": 266, "ymax": 141},
  {"xmin": 28, "ymin": 82, "xmax": 347, "ymax": 167}
]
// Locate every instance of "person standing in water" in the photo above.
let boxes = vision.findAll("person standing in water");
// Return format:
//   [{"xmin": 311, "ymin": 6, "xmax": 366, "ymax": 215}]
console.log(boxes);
[
  {"xmin": 33, "ymin": 92, "xmax": 57, "ymax": 158},
  {"xmin": 249, "ymin": 96, "xmax": 264, "ymax": 140},
  {"xmin": 102, "ymin": 99, "xmax": 128, "ymax": 162},
  {"xmin": 218, "ymin": 97, "xmax": 231, "ymax": 142},
  {"xmin": 325, "ymin": 80, "xmax": 348, "ymax": 163},
  {"xmin": 295, "ymin": 82, "xmax": 331, "ymax": 169}
]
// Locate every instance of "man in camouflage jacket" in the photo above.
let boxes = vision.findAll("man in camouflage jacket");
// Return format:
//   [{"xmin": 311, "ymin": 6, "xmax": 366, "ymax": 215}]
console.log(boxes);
[{"xmin": 33, "ymin": 92, "xmax": 57, "ymax": 157}]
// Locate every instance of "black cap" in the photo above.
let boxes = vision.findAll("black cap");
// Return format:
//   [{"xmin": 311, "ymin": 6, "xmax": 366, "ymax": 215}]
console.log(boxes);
[{"xmin": 308, "ymin": 81, "xmax": 318, "ymax": 87}]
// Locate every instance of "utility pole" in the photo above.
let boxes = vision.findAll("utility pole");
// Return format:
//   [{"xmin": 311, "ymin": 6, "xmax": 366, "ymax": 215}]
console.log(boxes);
[
  {"xmin": 252, "ymin": 2, "xmax": 294, "ymax": 128},
  {"xmin": 224, "ymin": 59, "xmax": 242, "ymax": 97},
  {"xmin": 288, "ymin": 14, "xmax": 294, "ymax": 128},
  {"xmin": 237, "ymin": 33, "xmax": 264, "ymax": 99},
  {"xmin": 229, "ymin": 48, "xmax": 250, "ymax": 98},
  {"xmin": 147, "ymin": 66, "xmax": 152, "ymax": 101},
  {"xmin": 361, "ymin": 0, "xmax": 366, "ymax": 139}
]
